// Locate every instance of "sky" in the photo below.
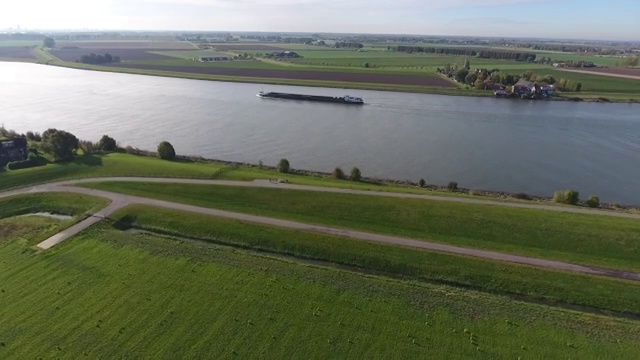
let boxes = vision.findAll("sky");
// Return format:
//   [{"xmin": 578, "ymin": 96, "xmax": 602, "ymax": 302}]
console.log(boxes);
[{"xmin": 1, "ymin": 0, "xmax": 639, "ymax": 41}]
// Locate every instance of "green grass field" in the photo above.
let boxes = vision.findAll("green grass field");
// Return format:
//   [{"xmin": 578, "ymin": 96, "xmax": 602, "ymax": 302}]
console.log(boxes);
[
  {"xmin": 113, "ymin": 205, "xmax": 640, "ymax": 315},
  {"xmin": 1, "ymin": 207, "xmax": 639, "ymax": 358},
  {"xmin": 81, "ymin": 182, "xmax": 640, "ymax": 271}
]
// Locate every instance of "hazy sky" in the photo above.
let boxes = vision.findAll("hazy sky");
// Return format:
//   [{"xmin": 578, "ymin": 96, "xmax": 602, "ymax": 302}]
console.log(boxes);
[{"xmin": 2, "ymin": 0, "xmax": 639, "ymax": 40}]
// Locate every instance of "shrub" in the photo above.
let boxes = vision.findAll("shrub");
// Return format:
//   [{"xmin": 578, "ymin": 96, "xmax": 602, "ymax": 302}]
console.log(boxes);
[
  {"xmin": 277, "ymin": 158, "xmax": 290, "ymax": 173},
  {"xmin": 6, "ymin": 156, "xmax": 43, "ymax": 170},
  {"xmin": 586, "ymin": 195, "xmax": 600, "ymax": 208},
  {"xmin": 563, "ymin": 189, "xmax": 580, "ymax": 205},
  {"xmin": 157, "ymin": 141, "xmax": 176, "ymax": 160},
  {"xmin": 553, "ymin": 191, "xmax": 565, "ymax": 204},
  {"xmin": 350, "ymin": 167, "xmax": 361, "ymax": 181},
  {"xmin": 418, "ymin": 178, "xmax": 426, "ymax": 188},
  {"xmin": 448, "ymin": 181, "xmax": 458, "ymax": 191},
  {"xmin": 553, "ymin": 189, "xmax": 580, "ymax": 205},
  {"xmin": 333, "ymin": 167, "xmax": 345, "ymax": 180}
]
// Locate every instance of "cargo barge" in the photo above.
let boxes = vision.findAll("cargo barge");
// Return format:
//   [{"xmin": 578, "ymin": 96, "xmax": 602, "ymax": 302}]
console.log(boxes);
[{"xmin": 258, "ymin": 91, "xmax": 364, "ymax": 105}]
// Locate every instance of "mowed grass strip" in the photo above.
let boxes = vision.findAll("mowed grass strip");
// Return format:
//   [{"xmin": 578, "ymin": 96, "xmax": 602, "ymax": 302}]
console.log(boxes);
[
  {"xmin": 82, "ymin": 182, "xmax": 640, "ymax": 271},
  {"xmin": 114, "ymin": 205, "xmax": 640, "ymax": 315},
  {"xmin": 0, "ymin": 153, "xmax": 222, "ymax": 191},
  {"xmin": 1, "ymin": 221, "xmax": 639, "ymax": 358}
]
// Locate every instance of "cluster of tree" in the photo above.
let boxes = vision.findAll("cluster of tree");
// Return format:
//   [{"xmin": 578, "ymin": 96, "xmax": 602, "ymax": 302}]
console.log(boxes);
[
  {"xmin": 281, "ymin": 37, "xmax": 315, "ymax": 44},
  {"xmin": 264, "ymin": 51, "xmax": 300, "ymax": 59},
  {"xmin": 0, "ymin": 125, "xmax": 21, "ymax": 139},
  {"xmin": 332, "ymin": 41, "xmax": 364, "ymax": 49},
  {"xmin": 332, "ymin": 167, "xmax": 362, "ymax": 181},
  {"xmin": 552, "ymin": 60, "xmax": 596, "ymax": 68},
  {"xmin": 476, "ymin": 50, "xmax": 536, "ymax": 62},
  {"xmin": 554, "ymin": 78, "xmax": 582, "ymax": 92},
  {"xmin": 553, "ymin": 189, "xmax": 600, "ymax": 207},
  {"xmin": 233, "ymin": 52, "xmax": 253, "ymax": 60},
  {"xmin": 43, "ymin": 37, "xmax": 56, "ymax": 48},
  {"xmin": 530, "ymin": 44, "xmax": 628, "ymax": 56},
  {"xmin": 622, "ymin": 56, "xmax": 639, "ymax": 67},
  {"xmin": 26, "ymin": 131, "xmax": 42, "ymax": 142},
  {"xmin": 391, "ymin": 46, "xmax": 536, "ymax": 61},
  {"xmin": 79, "ymin": 53, "xmax": 121, "ymax": 65},
  {"xmin": 41, "ymin": 128, "xmax": 79, "ymax": 162}
]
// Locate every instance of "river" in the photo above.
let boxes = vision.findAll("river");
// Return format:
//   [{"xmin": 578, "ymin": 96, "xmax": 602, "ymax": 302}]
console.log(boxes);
[{"xmin": 1, "ymin": 62, "xmax": 639, "ymax": 204}]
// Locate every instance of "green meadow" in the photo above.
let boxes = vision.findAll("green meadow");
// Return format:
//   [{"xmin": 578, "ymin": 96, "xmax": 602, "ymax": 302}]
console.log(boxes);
[
  {"xmin": 1, "ymin": 202, "xmax": 639, "ymax": 358},
  {"xmin": 111, "ymin": 205, "xmax": 640, "ymax": 314}
]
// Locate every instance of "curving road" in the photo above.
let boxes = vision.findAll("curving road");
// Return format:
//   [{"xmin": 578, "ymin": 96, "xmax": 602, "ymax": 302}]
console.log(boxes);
[{"xmin": 2, "ymin": 177, "xmax": 640, "ymax": 282}]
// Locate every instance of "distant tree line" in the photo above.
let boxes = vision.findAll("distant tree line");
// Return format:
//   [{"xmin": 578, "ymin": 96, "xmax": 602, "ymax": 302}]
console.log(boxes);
[
  {"xmin": 333, "ymin": 41, "xmax": 364, "ymax": 49},
  {"xmin": 390, "ymin": 46, "xmax": 536, "ymax": 61},
  {"xmin": 79, "ymin": 53, "xmax": 121, "ymax": 65},
  {"xmin": 437, "ymin": 61, "xmax": 582, "ymax": 92}
]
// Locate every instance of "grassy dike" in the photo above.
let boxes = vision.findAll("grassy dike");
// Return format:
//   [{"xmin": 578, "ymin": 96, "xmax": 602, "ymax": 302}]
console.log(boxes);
[
  {"xmin": 0, "ymin": 153, "xmax": 223, "ymax": 191},
  {"xmin": 0, "ymin": 152, "xmax": 533, "ymax": 201},
  {"xmin": 1, "ymin": 212, "xmax": 639, "ymax": 358},
  {"xmin": 82, "ymin": 182, "xmax": 640, "ymax": 272},
  {"xmin": 112, "ymin": 205, "xmax": 640, "ymax": 315}
]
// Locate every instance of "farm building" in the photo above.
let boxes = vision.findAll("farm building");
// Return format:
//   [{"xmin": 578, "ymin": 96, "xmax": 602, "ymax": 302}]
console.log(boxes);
[
  {"xmin": 512, "ymin": 79, "xmax": 536, "ymax": 96},
  {"xmin": 265, "ymin": 51, "xmax": 300, "ymax": 59},
  {"xmin": 199, "ymin": 56, "xmax": 229, "ymax": 62},
  {"xmin": 0, "ymin": 137, "xmax": 28, "ymax": 165}
]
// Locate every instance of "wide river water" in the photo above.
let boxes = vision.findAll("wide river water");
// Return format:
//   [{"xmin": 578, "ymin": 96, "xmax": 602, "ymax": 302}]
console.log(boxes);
[{"xmin": 2, "ymin": 62, "xmax": 639, "ymax": 204}]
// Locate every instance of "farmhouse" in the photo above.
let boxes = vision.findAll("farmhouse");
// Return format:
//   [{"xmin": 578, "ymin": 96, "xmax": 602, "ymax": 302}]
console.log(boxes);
[
  {"xmin": 0, "ymin": 137, "xmax": 28, "ymax": 165},
  {"xmin": 512, "ymin": 79, "xmax": 536, "ymax": 96},
  {"xmin": 199, "ymin": 56, "xmax": 229, "ymax": 62}
]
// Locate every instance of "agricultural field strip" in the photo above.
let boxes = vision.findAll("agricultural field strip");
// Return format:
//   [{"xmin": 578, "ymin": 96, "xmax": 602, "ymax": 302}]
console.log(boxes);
[
  {"xmin": 3, "ymin": 177, "xmax": 640, "ymax": 281},
  {"xmin": 555, "ymin": 68, "xmax": 640, "ymax": 80}
]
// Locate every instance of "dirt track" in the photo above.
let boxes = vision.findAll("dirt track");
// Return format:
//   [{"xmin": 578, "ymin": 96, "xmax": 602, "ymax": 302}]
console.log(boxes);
[{"xmin": 3, "ymin": 177, "xmax": 640, "ymax": 282}]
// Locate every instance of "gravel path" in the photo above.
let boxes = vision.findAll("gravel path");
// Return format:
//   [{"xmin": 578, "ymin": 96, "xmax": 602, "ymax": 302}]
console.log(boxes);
[{"xmin": 2, "ymin": 177, "xmax": 639, "ymax": 281}]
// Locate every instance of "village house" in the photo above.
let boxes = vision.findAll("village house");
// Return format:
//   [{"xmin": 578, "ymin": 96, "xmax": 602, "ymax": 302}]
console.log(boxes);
[
  {"xmin": 0, "ymin": 137, "xmax": 28, "ymax": 165},
  {"xmin": 512, "ymin": 79, "xmax": 536, "ymax": 96}
]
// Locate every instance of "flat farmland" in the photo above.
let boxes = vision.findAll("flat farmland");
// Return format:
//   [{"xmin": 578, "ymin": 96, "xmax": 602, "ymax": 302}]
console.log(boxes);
[
  {"xmin": 150, "ymin": 50, "xmax": 233, "ymax": 60},
  {"xmin": 51, "ymin": 48, "xmax": 176, "ymax": 62},
  {"xmin": 0, "ymin": 40, "xmax": 41, "ymax": 47},
  {"xmin": 0, "ymin": 46, "xmax": 35, "ymax": 59},
  {"xmin": 556, "ymin": 67, "xmax": 640, "ymax": 80},
  {"xmin": 213, "ymin": 44, "xmax": 288, "ymax": 51},
  {"xmin": 56, "ymin": 40, "xmax": 194, "ymax": 49},
  {"xmin": 108, "ymin": 62, "xmax": 456, "ymax": 87}
]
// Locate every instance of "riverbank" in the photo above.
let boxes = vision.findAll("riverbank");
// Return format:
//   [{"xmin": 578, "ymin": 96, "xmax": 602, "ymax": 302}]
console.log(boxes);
[
  {"xmin": 4, "ymin": 149, "xmax": 638, "ymax": 213},
  {"xmin": 16, "ymin": 47, "xmax": 640, "ymax": 103}
]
